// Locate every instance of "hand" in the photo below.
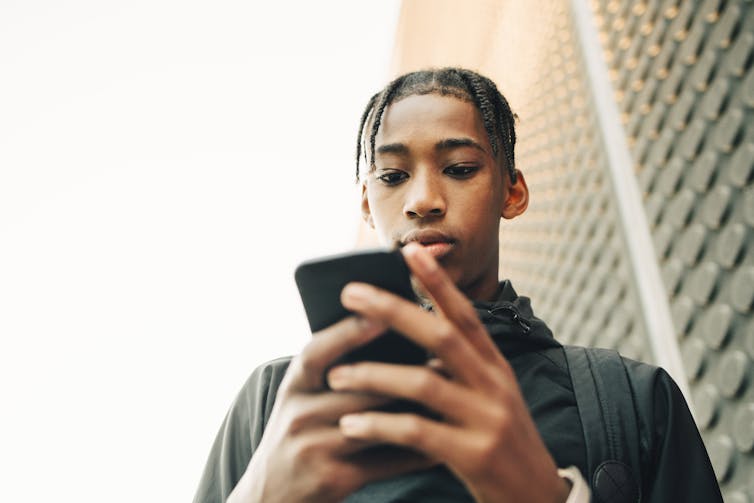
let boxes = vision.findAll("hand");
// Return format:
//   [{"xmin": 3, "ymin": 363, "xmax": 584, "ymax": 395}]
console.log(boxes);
[
  {"xmin": 227, "ymin": 314, "xmax": 435, "ymax": 503},
  {"xmin": 327, "ymin": 242, "xmax": 571, "ymax": 503}
]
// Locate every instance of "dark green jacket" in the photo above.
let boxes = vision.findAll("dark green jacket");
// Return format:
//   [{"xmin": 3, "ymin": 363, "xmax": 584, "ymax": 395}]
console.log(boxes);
[{"xmin": 193, "ymin": 281, "xmax": 721, "ymax": 502}]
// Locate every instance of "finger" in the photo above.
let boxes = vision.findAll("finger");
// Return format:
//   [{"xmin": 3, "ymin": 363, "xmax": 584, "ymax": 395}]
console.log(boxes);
[
  {"xmin": 341, "ymin": 283, "xmax": 486, "ymax": 385},
  {"xmin": 427, "ymin": 357, "xmax": 452, "ymax": 379},
  {"xmin": 338, "ymin": 411, "xmax": 463, "ymax": 464},
  {"xmin": 327, "ymin": 362, "xmax": 476, "ymax": 424},
  {"xmin": 402, "ymin": 243, "xmax": 501, "ymax": 360},
  {"xmin": 286, "ymin": 315, "xmax": 387, "ymax": 391},
  {"xmin": 345, "ymin": 445, "xmax": 438, "ymax": 482},
  {"xmin": 295, "ymin": 426, "xmax": 382, "ymax": 457},
  {"xmin": 293, "ymin": 390, "xmax": 395, "ymax": 428}
]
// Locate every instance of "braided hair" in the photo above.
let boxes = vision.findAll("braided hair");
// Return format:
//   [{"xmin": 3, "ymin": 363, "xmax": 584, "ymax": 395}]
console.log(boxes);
[{"xmin": 355, "ymin": 67, "xmax": 518, "ymax": 184}]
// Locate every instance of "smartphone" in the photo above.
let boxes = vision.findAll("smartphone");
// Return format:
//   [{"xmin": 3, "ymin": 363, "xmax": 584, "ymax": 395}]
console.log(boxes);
[{"xmin": 294, "ymin": 248, "xmax": 428, "ymax": 366}]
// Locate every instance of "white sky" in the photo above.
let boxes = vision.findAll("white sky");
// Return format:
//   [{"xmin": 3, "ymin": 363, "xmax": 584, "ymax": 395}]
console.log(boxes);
[{"xmin": 0, "ymin": 1, "xmax": 401, "ymax": 501}]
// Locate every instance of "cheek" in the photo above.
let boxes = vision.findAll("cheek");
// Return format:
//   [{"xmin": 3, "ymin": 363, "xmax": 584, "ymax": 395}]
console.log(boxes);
[
  {"xmin": 463, "ymin": 189, "xmax": 503, "ymax": 226},
  {"xmin": 460, "ymin": 195, "xmax": 503, "ymax": 249},
  {"xmin": 366, "ymin": 189, "xmax": 398, "ymax": 242}
]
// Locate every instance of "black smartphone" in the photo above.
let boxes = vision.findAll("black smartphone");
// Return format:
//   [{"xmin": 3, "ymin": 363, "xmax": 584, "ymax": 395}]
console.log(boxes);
[{"xmin": 294, "ymin": 248, "xmax": 428, "ymax": 366}]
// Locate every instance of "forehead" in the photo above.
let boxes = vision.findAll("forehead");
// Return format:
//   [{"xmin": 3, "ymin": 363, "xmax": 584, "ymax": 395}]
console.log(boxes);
[{"xmin": 375, "ymin": 94, "xmax": 488, "ymax": 149}]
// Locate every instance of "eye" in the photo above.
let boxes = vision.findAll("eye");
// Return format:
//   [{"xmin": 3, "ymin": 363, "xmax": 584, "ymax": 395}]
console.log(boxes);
[
  {"xmin": 444, "ymin": 164, "xmax": 479, "ymax": 178},
  {"xmin": 376, "ymin": 171, "xmax": 408, "ymax": 186}
]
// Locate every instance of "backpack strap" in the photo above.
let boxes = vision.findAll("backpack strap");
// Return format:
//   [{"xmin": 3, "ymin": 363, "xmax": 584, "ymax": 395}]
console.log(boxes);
[{"xmin": 564, "ymin": 346, "xmax": 642, "ymax": 503}]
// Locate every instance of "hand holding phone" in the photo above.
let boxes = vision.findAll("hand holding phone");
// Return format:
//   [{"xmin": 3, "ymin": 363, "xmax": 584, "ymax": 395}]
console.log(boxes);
[{"xmin": 294, "ymin": 248, "xmax": 428, "ymax": 366}]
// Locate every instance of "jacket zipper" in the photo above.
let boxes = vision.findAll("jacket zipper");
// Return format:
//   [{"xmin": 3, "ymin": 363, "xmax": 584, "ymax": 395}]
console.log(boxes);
[{"xmin": 487, "ymin": 303, "xmax": 532, "ymax": 334}]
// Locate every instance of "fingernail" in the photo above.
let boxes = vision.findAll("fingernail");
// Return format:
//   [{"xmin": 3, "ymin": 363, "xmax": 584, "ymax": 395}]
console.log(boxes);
[
  {"xmin": 342, "ymin": 283, "xmax": 371, "ymax": 302},
  {"xmin": 340, "ymin": 414, "xmax": 367, "ymax": 435},
  {"xmin": 327, "ymin": 365, "xmax": 351, "ymax": 389}
]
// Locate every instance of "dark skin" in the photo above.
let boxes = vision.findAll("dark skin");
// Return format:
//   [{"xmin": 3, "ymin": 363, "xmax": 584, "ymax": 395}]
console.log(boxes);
[{"xmin": 228, "ymin": 94, "xmax": 569, "ymax": 503}]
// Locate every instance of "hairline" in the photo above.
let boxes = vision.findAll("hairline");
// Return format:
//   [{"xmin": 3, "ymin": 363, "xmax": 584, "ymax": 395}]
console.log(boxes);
[{"xmin": 362, "ymin": 89, "xmax": 506, "ymax": 180}]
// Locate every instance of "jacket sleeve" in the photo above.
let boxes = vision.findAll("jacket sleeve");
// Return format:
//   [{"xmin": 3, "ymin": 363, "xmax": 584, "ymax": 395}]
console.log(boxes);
[
  {"xmin": 625, "ymin": 360, "xmax": 722, "ymax": 502},
  {"xmin": 192, "ymin": 357, "xmax": 292, "ymax": 503}
]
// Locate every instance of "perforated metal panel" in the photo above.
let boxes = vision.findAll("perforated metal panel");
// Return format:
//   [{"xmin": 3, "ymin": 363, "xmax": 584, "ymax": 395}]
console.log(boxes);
[
  {"xmin": 591, "ymin": 0, "xmax": 754, "ymax": 498},
  {"xmin": 499, "ymin": 2, "xmax": 652, "ymax": 363}
]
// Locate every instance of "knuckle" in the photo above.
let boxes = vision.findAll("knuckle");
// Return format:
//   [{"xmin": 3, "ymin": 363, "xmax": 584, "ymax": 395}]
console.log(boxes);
[
  {"xmin": 490, "ymin": 407, "xmax": 513, "ymax": 436},
  {"xmin": 286, "ymin": 404, "xmax": 318, "ymax": 436},
  {"xmin": 482, "ymin": 405, "xmax": 515, "ymax": 448},
  {"xmin": 476, "ymin": 436, "xmax": 502, "ymax": 469},
  {"xmin": 290, "ymin": 435, "xmax": 317, "ymax": 461},
  {"xmin": 432, "ymin": 325, "xmax": 460, "ymax": 353},
  {"xmin": 400, "ymin": 415, "xmax": 425, "ymax": 444},
  {"xmin": 347, "ymin": 316, "xmax": 368, "ymax": 340},
  {"xmin": 478, "ymin": 366, "xmax": 504, "ymax": 391},
  {"xmin": 412, "ymin": 369, "xmax": 438, "ymax": 396},
  {"xmin": 286, "ymin": 414, "xmax": 309, "ymax": 436}
]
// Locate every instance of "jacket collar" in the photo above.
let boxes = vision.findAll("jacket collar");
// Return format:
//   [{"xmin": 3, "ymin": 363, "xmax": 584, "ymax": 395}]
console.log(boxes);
[{"xmin": 472, "ymin": 280, "xmax": 561, "ymax": 357}]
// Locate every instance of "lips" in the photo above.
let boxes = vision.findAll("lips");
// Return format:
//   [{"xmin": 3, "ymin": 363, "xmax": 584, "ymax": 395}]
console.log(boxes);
[{"xmin": 400, "ymin": 229, "xmax": 456, "ymax": 259}]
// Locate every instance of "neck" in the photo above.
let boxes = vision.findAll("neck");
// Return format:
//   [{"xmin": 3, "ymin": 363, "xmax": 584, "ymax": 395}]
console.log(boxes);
[
  {"xmin": 411, "ymin": 273, "xmax": 501, "ymax": 308},
  {"xmin": 463, "ymin": 274, "xmax": 501, "ymax": 302},
  {"xmin": 462, "ymin": 253, "xmax": 502, "ymax": 302}
]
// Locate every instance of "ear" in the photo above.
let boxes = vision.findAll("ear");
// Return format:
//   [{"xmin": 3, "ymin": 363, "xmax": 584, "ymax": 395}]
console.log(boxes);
[
  {"xmin": 502, "ymin": 169, "xmax": 529, "ymax": 219},
  {"xmin": 361, "ymin": 182, "xmax": 375, "ymax": 228}
]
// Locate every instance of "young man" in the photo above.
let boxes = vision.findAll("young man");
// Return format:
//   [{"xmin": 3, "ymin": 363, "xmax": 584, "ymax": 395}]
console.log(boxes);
[{"xmin": 193, "ymin": 68, "xmax": 721, "ymax": 502}]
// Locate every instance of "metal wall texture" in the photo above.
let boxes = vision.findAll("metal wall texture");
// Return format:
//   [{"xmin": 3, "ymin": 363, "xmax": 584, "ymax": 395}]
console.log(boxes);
[{"xmin": 588, "ymin": 1, "xmax": 754, "ymax": 498}]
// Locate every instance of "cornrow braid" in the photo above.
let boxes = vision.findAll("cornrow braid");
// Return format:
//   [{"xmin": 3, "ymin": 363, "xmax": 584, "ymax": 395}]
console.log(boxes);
[
  {"xmin": 355, "ymin": 93, "xmax": 379, "ymax": 183},
  {"xmin": 455, "ymin": 71, "xmax": 501, "ymax": 159},
  {"xmin": 355, "ymin": 67, "xmax": 518, "ymax": 184},
  {"xmin": 493, "ymin": 83, "xmax": 518, "ymax": 184},
  {"xmin": 456, "ymin": 69, "xmax": 518, "ymax": 184},
  {"xmin": 367, "ymin": 75, "xmax": 406, "ymax": 176}
]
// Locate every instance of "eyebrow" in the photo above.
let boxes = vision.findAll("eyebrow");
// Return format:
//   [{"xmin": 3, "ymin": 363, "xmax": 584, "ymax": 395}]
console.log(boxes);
[
  {"xmin": 375, "ymin": 137, "xmax": 488, "ymax": 157},
  {"xmin": 435, "ymin": 137, "xmax": 488, "ymax": 154},
  {"xmin": 376, "ymin": 143, "xmax": 410, "ymax": 156}
]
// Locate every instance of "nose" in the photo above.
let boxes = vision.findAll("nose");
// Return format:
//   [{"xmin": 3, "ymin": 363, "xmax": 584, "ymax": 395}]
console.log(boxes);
[{"xmin": 403, "ymin": 171, "xmax": 446, "ymax": 219}]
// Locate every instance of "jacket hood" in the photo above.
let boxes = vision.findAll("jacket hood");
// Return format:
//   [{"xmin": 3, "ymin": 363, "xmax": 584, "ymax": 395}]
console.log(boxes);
[{"xmin": 472, "ymin": 280, "xmax": 561, "ymax": 358}]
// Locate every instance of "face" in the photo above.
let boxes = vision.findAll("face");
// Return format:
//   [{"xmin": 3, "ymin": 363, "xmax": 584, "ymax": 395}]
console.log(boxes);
[{"xmin": 362, "ymin": 93, "xmax": 529, "ymax": 301}]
